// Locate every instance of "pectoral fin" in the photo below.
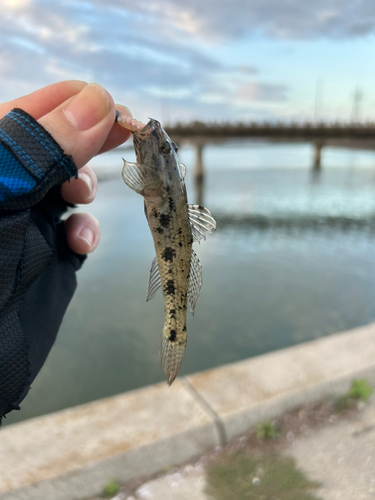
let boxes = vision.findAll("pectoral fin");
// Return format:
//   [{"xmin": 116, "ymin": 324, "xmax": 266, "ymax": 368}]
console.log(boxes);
[
  {"xmin": 122, "ymin": 159, "xmax": 165, "ymax": 197},
  {"xmin": 188, "ymin": 204, "xmax": 217, "ymax": 242},
  {"xmin": 188, "ymin": 249, "xmax": 203, "ymax": 315},
  {"xmin": 180, "ymin": 163, "xmax": 186, "ymax": 179},
  {"xmin": 146, "ymin": 257, "xmax": 162, "ymax": 301},
  {"xmin": 122, "ymin": 160, "xmax": 147, "ymax": 194}
]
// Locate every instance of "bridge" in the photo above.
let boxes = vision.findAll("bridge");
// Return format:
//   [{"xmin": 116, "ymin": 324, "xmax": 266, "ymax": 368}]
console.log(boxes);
[{"xmin": 164, "ymin": 121, "xmax": 375, "ymax": 177}]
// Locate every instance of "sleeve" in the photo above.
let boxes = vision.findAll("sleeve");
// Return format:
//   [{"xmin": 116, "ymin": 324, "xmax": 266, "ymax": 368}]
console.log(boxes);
[{"xmin": 0, "ymin": 108, "xmax": 86, "ymax": 424}]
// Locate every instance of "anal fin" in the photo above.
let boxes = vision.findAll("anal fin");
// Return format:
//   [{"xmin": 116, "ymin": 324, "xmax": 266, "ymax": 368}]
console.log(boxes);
[
  {"xmin": 146, "ymin": 257, "xmax": 162, "ymax": 301},
  {"xmin": 188, "ymin": 249, "xmax": 202, "ymax": 315}
]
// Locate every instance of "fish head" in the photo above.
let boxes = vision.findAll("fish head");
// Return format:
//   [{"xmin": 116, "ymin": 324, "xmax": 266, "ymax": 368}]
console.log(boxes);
[{"xmin": 132, "ymin": 119, "xmax": 181, "ymax": 180}]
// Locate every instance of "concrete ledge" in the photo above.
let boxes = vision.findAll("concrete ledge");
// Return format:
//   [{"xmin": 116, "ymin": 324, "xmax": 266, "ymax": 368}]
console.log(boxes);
[
  {"xmin": 187, "ymin": 322, "xmax": 375, "ymax": 441},
  {"xmin": 2, "ymin": 322, "xmax": 375, "ymax": 500},
  {"xmin": 0, "ymin": 381, "xmax": 218, "ymax": 500}
]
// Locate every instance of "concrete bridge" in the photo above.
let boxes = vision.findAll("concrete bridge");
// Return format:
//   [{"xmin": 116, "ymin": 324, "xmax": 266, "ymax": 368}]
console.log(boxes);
[{"xmin": 165, "ymin": 121, "xmax": 375, "ymax": 177}]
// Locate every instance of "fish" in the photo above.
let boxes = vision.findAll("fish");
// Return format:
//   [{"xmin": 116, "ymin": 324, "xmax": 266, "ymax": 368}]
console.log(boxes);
[{"xmin": 121, "ymin": 119, "xmax": 216, "ymax": 385}]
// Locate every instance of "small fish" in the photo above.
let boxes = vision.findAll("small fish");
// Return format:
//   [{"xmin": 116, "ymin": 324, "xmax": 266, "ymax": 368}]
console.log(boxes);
[{"xmin": 121, "ymin": 119, "xmax": 216, "ymax": 385}]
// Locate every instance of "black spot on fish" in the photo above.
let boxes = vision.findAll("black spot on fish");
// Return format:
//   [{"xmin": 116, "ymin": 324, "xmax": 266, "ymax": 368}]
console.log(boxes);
[
  {"xmin": 160, "ymin": 214, "xmax": 170, "ymax": 227},
  {"xmin": 166, "ymin": 280, "xmax": 175, "ymax": 295},
  {"xmin": 156, "ymin": 227, "xmax": 163, "ymax": 234},
  {"xmin": 182, "ymin": 326, "xmax": 187, "ymax": 332},
  {"xmin": 179, "ymin": 243, "xmax": 182, "ymax": 247},
  {"xmin": 178, "ymin": 228, "xmax": 182, "ymax": 235},
  {"xmin": 169, "ymin": 330, "xmax": 177, "ymax": 341},
  {"xmin": 162, "ymin": 247, "xmax": 176, "ymax": 262},
  {"xmin": 151, "ymin": 208, "xmax": 160, "ymax": 218},
  {"xmin": 168, "ymin": 269, "xmax": 172, "ymax": 274},
  {"xmin": 170, "ymin": 309, "xmax": 176, "ymax": 315},
  {"xmin": 169, "ymin": 197, "xmax": 175, "ymax": 211}
]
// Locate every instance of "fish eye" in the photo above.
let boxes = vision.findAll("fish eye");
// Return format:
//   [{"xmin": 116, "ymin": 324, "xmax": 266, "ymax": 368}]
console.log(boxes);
[
  {"xmin": 159, "ymin": 140, "xmax": 172, "ymax": 154},
  {"xmin": 172, "ymin": 142, "xmax": 178, "ymax": 153}
]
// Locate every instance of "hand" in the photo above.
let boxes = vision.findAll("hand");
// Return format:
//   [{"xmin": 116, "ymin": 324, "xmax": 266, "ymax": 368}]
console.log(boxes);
[{"xmin": 0, "ymin": 80, "xmax": 132, "ymax": 254}]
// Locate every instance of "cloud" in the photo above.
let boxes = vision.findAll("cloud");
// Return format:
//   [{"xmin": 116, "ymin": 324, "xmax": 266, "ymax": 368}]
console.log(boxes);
[
  {"xmin": 0, "ymin": 0, "xmax": 246, "ymax": 105},
  {"xmin": 235, "ymin": 82, "xmax": 288, "ymax": 103},
  {"xmin": 199, "ymin": 80, "xmax": 288, "ymax": 112},
  {"xmin": 1, "ymin": 0, "xmax": 366, "ymax": 122},
  {"xmin": 80, "ymin": 0, "xmax": 375, "ymax": 41}
]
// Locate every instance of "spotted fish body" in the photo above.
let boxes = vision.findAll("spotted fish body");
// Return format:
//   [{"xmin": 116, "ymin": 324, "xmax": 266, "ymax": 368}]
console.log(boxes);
[{"xmin": 122, "ymin": 119, "xmax": 216, "ymax": 385}]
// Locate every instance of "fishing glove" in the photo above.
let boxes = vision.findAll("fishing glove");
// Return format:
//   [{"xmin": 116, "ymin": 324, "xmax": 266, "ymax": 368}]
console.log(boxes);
[{"xmin": 0, "ymin": 108, "xmax": 86, "ymax": 424}]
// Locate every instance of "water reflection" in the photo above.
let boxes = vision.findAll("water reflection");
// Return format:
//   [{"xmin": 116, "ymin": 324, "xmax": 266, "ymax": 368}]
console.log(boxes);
[
  {"xmin": 195, "ymin": 177, "xmax": 204, "ymax": 207},
  {"xmin": 215, "ymin": 213, "xmax": 375, "ymax": 234}
]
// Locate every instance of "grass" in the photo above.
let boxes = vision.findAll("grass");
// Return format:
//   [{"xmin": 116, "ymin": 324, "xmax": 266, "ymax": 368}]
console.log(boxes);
[
  {"xmin": 348, "ymin": 378, "xmax": 373, "ymax": 401},
  {"xmin": 205, "ymin": 452, "xmax": 321, "ymax": 500},
  {"xmin": 93, "ymin": 378, "xmax": 372, "ymax": 500},
  {"xmin": 335, "ymin": 378, "xmax": 373, "ymax": 412},
  {"xmin": 103, "ymin": 478, "xmax": 120, "ymax": 496},
  {"xmin": 256, "ymin": 420, "xmax": 278, "ymax": 440}
]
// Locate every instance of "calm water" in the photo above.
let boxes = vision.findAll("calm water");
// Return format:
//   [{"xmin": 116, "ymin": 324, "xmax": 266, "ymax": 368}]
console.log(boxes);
[{"xmin": 6, "ymin": 142, "xmax": 375, "ymax": 424}]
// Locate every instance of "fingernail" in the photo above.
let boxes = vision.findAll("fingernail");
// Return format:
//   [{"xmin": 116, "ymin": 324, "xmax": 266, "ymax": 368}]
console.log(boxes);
[
  {"xmin": 78, "ymin": 172, "xmax": 92, "ymax": 195},
  {"xmin": 63, "ymin": 83, "xmax": 112, "ymax": 131},
  {"xmin": 78, "ymin": 227, "xmax": 93, "ymax": 248},
  {"xmin": 116, "ymin": 104, "xmax": 133, "ymax": 118}
]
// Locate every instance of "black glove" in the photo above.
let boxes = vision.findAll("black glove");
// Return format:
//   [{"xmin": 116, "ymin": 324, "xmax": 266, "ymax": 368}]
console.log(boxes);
[{"xmin": 0, "ymin": 108, "xmax": 86, "ymax": 423}]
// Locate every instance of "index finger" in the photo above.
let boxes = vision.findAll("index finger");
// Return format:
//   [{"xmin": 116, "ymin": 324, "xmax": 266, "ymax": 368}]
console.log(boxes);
[{"xmin": 0, "ymin": 80, "xmax": 88, "ymax": 120}]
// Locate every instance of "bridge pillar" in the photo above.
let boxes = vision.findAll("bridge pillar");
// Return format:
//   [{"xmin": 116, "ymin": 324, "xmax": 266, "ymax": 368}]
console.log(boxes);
[
  {"xmin": 194, "ymin": 143, "xmax": 204, "ymax": 206},
  {"xmin": 194, "ymin": 143, "xmax": 204, "ymax": 182},
  {"xmin": 313, "ymin": 142, "xmax": 323, "ymax": 170}
]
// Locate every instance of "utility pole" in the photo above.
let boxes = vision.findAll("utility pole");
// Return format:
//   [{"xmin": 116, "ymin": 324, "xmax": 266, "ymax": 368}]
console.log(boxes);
[
  {"xmin": 160, "ymin": 78, "xmax": 171, "ymax": 126},
  {"xmin": 314, "ymin": 77, "xmax": 323, "ymax": 122},
  {"xmin": 351, "ymin": 85, "xmax": 363, "ymax": 123}
]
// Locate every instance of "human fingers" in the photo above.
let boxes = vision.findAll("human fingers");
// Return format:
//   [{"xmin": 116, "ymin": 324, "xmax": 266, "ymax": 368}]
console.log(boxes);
[
  {"xmin": 97, "ymin": 104, "xmax": 133, "ymax": 154},
  {"xmin": 60, "ymin": 165, "xmax": 97, "ymax": 205},
  {"xmin": 38, "ymin": 82, "xmax": 131, "ymax": 169},
  {"xmin": 0, "ymin": 80, "xmax": 87, "ymax": 120},
  {"xmin": 64, "ymin": 213, "xmax": 100, "ymax": 254}
]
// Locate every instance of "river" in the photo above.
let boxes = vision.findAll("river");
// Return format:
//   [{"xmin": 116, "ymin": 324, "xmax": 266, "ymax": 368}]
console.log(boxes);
[{"xmin": 5, "ymin": 141, "xmax": 375, "ymax": 424}]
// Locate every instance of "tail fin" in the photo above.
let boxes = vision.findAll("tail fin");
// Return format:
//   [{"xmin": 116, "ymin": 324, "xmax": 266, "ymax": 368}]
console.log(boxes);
[{"xmin": 160, "ymin": 333, "xmax": 187, "ymax": 386}]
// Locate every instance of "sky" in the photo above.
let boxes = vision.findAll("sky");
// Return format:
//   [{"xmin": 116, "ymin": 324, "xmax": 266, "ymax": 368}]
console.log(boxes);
[{"xmin": 1, "ymin": 0, "xmax": 375, "ymax": 124}]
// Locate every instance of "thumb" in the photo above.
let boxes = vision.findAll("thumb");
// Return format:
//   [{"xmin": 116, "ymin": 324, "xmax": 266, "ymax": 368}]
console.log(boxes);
[{"xmin": 38, "ymin": 82, "xmax": 116, "ymax": 169}]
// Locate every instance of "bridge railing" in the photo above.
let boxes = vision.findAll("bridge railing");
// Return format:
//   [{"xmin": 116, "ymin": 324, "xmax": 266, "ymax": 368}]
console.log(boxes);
[{"xmin": 165, "ymin": 121, "xmax": 375, "ymax": 140}]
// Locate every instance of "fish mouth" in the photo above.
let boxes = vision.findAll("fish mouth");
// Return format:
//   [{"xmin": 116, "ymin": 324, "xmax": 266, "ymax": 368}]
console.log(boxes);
[
  {"xmin": 133, "ymin": 118, "xmax": 161, "ymax": 137},
  {"xmin": 132, "ymin": 119, "xmax": 163, "ymax": 155}
]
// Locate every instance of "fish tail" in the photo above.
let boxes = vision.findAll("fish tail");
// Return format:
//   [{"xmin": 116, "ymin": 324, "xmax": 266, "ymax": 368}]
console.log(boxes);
[{"xmin": 160, "ymin": 328, "xmax": 187, "ymax": 386}]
